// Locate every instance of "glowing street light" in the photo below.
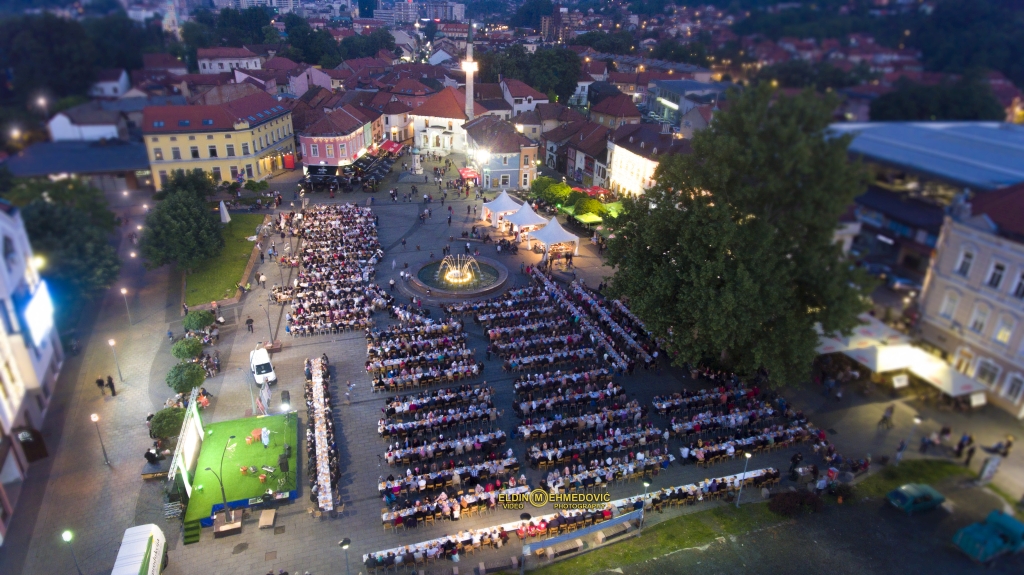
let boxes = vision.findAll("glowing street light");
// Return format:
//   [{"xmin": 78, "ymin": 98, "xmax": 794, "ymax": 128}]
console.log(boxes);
[
  {"xmin": 735, "ymin": 451, "xmax": 752, "ymax": 507},
  {"xmin": 108, "ymin": 339, "xmax": 123, "ymax": 382},
  {"xmin": 61, "ymin": 531, "xmax": 84, "ymax": 575},
  {"xmin": 120, "ymin": 287, "xmax": 132, "ymax": 326},
  {"xmin": 91, "ymin": 414, "xmax": 110, "ymax": 465}
]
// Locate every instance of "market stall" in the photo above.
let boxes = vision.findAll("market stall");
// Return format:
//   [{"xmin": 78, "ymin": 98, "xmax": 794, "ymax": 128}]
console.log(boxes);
[
  {"xmin": 504, "ymin": 202, "xmax": 549, "ymax": 246},
  {"xmin": 529, "ymin": 217, "xmax": 580, "ymax": 257},
  {"xmin": 481, "ymin": 190, "xmax": 522, "ymax": 227}
]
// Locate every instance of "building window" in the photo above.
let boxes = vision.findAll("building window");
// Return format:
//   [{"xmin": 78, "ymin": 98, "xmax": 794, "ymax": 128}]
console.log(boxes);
[
  {"xmin": 523, "ymin": 156, "xmax": 529, "ymax": 166},
  {"xmin": 523, "ymin": 173, "xmax": 529, "ymax": 187},
  {"xmin": 230, "ymin": 166, "xmax": 239, "ymax": 181},
  {"xmin": 502, "ymin": 156, "xmax": 508, "ymax": 166},
  {"xmin": 987, "ymin": 263, "xmax": 1006, "ymax": 289},
  {"xmin": 326, "ymin": 145, "xmax": 334, "ymax": 157},
  {"xmin": 975, "ymin": 359, "xmax": 1000, "ymax": 387},
  {"xmin": 245, "ymin": 164, "xmax": 254, "ymax": 179},
  {"xmin": 994, "ymin": 316, "xmax": 1015, "ymax": 346},
  {"xmin": 1013, "ymin": 272, "xmax": 1024, "ymax": 300},
  {"xmin": 226, "ymin": 144, "xmax": 235, "ymax": 157},
  {"xmin": 208, "ymin": 145, "xmax": 218, "ymax": 158},
  {"xmin": 190, "ymin": 146, "xmax": 199, "ymax": 159},
  {"xmin": 969, "ymin": 304, "xmax": 990, "ymax": 334},
  {"xmin": 242, "ymin": 143, "xmax": 250, "ymax": 155},
  {"xmin": 153, "ymin": 148, "xmax": 163, "ymax": 161},
  {"xmin": 939, "ymin": 291, "xmax": 960, "ymax": 319},
  {"xmin": 500, "ymin": 174, "xmax": 510, "ymax": 187},
  {"xmin": 1004, "ymin": 374, "xmax": 1024, "ymax": 403},
  {"xmin": 171, "ymin": 147, "xmax": 181, "ymax": 160},
  {"xmin": 159, "ymin": 171, "xmax": 168, "ymax": 187},
  {"xmin": 956, "ymin": 251, "xmax": 974, "ymax": 277},
  {"xmin": 311, "ymin": 144, "xmax": 319, "ymax": 157},
  {"xmin": 211, "ymin": 167, "xmax": 222, "ymax": 181}
]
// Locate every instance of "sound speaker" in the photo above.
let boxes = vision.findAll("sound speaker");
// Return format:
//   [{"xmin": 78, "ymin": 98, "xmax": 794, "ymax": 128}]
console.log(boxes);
[{"xmin": 278, "ymin": 454, "xmax": 289, "ymax": 473}]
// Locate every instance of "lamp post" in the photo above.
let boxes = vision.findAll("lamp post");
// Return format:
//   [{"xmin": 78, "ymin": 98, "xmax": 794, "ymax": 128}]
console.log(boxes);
[
  {"xmin": 258, "ymin": 303, "xmax": 273, "ymax": 343},
  {"xmin": 120, "ymin": 287, "xmax": 132, "ymax": 326},
  {"xmin": 61, "ymin": 531, "xmax": 83, "ymax": 575},
  {"xmin": 38, "ymin": 96, "xmax": 48, "ymax": 119},
  {"xmin": 108, "ymin": 339, "xmax": 123, "ymax": 382},
  {"xmin": 735, "ymin": 452, "xmax": 752, "ymax": 508},
  {"xmin": 205, "ymin": 434, "xmax": 236, "ymax": 522},
  {"xmin": 91, "ymin": 414, "xmax": 110, "ymax": 466},
  {"xmin": 640, "ymin": 481, "xmax": 651, "ymax": 533},
  {"xmin": 896, "ymin": 416, "xmax": 922, "ymax": 464},
  {"xmin": 339, "ymin": 538, "xmax": 351, "ymax": 575}
]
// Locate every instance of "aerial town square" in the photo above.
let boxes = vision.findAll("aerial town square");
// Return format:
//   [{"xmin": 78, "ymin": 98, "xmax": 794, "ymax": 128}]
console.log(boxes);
[{"xmin": 0, "ymin": 1, "xmax": 1023, "ymax": 575}]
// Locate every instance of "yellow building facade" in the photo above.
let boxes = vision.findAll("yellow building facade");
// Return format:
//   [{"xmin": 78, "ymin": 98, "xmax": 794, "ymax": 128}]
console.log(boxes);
[{"xmin": 142, "ymin": 92, "xmax": 296, "ymax": 190}]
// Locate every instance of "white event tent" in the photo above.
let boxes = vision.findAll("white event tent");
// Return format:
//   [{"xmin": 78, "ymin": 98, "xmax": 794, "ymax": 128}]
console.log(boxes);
[
  {"xmin": 504, "ymin": 203, "xmax": 549, "ymax": 247},
  {"xmin": 530, "ymin": 217, "xmax": 580, "ymax": 256},
  {"xmin": 481, "ymin": 191, "xmax": 522, "ymax": 226}
]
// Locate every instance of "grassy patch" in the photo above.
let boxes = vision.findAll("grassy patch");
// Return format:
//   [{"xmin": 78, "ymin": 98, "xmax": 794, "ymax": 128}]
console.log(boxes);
[
  {"xmin": 184, "ymin": 214, "xmax": 265, "ymax": 306},
  {"xmin": 857, "ymin": 460, "xmax": 973, "ymax": 499},
  {"xmin": 531, "ymin": 502, "xmax": 783, "ymax": 575}
]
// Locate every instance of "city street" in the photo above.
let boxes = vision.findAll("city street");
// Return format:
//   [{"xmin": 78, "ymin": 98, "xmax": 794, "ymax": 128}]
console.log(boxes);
[{"xmin": 0, "ymin": 156, "xmax": 1021, "ymax": 575}]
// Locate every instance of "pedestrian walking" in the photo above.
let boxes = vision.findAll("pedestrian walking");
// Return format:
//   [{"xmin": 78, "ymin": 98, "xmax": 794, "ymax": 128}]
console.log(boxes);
[
  {"xmin": 96, "ymin": 377, "xmax": 106, "ymax": 396},
  {"xmin": 389, "ymin": 278, "xmax": 396, "ymax": 291},
  {"xmin": 447, "ymin": 215, "xmax": 452, "ymax": 227},
  {"xmin": 402, "ymin": 238, "xmax": 407, "ymax": 248},
  {"xmin": 919, "ymin": 436, "xmax": 929, "ymax": 453},
  {"xmin": 260, "ymin": 251, "xmax": 265, "ymax": 264},
  {"xmin": 894, "ymin": 439, "xmax": 907, "ymax": 464},
  {"xmin": 878, "ymin": 405, "xmax": 894, "ymax": 429},
  {"xmin": 246, "ymin": 316, "xmax": 254, "ymax": 333},
  {"xmin": 167, "ymin": 329, "xmax": 173, "ymax": 341},
  {"xmin": 260, "ymin": 273, "xmax": 267, "ymax": 288},
  {"xmin": 964, "ymin": 445, "xmax": 976, "ymax": 467},
  {"xmin": 106, "ymin": 375, "xmax": 117, "ymax": 396},
  {"xmin": 182, "ymin": 303, "xmax": 189, "ymax": 315}
]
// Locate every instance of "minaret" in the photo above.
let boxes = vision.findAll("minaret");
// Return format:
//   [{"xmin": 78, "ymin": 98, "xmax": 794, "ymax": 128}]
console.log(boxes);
[{"xmin": 462, "ymin": 21, "xmax": 477, "ymax": 122}]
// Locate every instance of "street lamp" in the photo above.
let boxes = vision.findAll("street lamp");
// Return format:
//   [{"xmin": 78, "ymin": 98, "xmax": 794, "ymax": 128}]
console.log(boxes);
[
  {"xmin": 91, "ymin": 414, "xmax": 110, "ymax": 466},
  {"xmin": 897, "ymin": 416, "xmax": 922, "ymax": 464},
  {"xmin": 640, "ymin": 480, "xmax": 651, "ymax": 533},
  {"xmin": 120, "ymin": 288, "xmax": 132, "ymax": 326},
  {"xmin": 735, "ymin": 452, "xmax": 752, "ymax": 508},
  {"xmin": 61, "ymin": 530, "xmax": 83, "ymax": 575},
  {"xmin": 339, "ymin": 538, "xmax": 351, "ymax": 575},
  {"xmin": 108, "ymin": 339, "xmax": 124, "ymax": 382},
  {"xmin": 258, "ymin": 303, "xmax": 273, "ymax": 343},
  {"xmin": 205, "ymin": 434, "xmax": 237, "ymax": 522},
  {"xmin": 37, "ymin": 96, "xmax": 48, "ymax": 118}
]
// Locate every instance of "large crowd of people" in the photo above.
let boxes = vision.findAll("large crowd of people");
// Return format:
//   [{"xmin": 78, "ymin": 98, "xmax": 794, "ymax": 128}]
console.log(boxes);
[
  {"xmin": 369, "ymin": 308, "xmax": 481, "ymax": 392},
  {"xmin": 305, "ymin": 357, "xmax": 338, "ymax": 512},
  {"xmin": 271, "ymin": 204, "xmax": 390, "ymax": 336}
]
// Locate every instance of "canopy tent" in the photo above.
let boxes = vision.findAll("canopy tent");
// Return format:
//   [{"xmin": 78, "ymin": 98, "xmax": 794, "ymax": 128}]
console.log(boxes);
[
  {"xmin": 575, "ymin": 213, "xmax": 603, "ymax": 224},
  {"xmin": 380, "ymin": 140, "xmax": 403, "ymax": 154},
  {"xmin": 530, "ymin": 217, "xmax": 580, "ymax": 256},
  {"xmin": 842, "ymin": 344, "xmax": 918, "ymax": 374},
  {"xmin": 815, "ymin": 313, "xmax": 910, "ymax": 354},
  {"xmin": 906, "ymin": 350, "xmax": 989, "ymax": 401},
  {"xmin": 481, "ymin": 190, "xmax": 522, "ymax": 226},
  {"xmin": 458, "ymin": 167, "xmax": 481, "ymax": 185},
  {"xmin": 586, "ymin": 186, "xmax": 610, "ymax": 197},
  {"xmin": 505, "ymin": 202, "xmax": 549, "ymax": 230}
]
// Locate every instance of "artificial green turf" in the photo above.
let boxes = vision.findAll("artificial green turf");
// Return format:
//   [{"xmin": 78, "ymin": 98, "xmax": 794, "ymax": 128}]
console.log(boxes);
[
  {"xmin": 856, "ymin": 460, "xmax": 973, "ymax": 500},
  {"xmin": 531, "ymin": 502, "xmax": 784, "ymax": 575},
  {"xmin": 183, "ymin": 413, "xmax": 298, "ymax": 523},
  {"xmin": 184, "ymin": 213, "xmax": 266, "ymax": 306}
]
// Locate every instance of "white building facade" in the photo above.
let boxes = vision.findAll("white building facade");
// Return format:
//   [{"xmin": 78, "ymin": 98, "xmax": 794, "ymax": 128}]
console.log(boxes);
[
  {"xmin": 197, "ymin": 47, "xmax": 262, "ymax": 74},
  {"xmin": 0, "ymin": 201, "xmax": 63, "ymax": 547}
]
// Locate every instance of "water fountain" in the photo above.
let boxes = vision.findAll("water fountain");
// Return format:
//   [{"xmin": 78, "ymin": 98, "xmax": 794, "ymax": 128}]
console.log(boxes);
[{"xmin": 411, "ymin": 254, "xmax": 508, "ymax": 297}]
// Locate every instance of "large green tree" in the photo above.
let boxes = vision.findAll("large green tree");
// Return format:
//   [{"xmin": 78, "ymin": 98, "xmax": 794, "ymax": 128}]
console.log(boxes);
[
  {"xmin": 139, "ymin": 170, "xmax": 224, "ymax": 272},
  {"xmin": 0, "ymin": 13, "xmax": 98, "ymax": 102},
  {"xmin": 606, "ymin": 85, "xmax": 871, "ymax": 387},
  {"xmin": 527, "ymin": 49, "xmax": 581, "ymax": 104},
  {"xmin": 510, "ymin": 0, "xmax": 553, "ymax": 29},
  {"xmin": 869, "ymin": 76, "xmax": 1005, "ymax": 121}
]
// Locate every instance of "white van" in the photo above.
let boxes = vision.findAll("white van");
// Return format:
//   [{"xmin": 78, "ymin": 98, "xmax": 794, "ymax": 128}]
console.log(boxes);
[
  {"xmin": 250, "ymin": 347, "xmax": 277, "ymax": 385},
  {"xmin": 111, "ymin": 524, "xmax": 167, "ymax": 575}
]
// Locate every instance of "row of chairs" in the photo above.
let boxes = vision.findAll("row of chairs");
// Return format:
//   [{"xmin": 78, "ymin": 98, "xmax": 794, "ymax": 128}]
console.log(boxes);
[
  {"xmin": 513, "ymin": 374, "xmax": 616, "ymax": 398},
  {"xmin": 380, "ymin": 414, "xmax": 500, "ymax": 440},
  {"xmin": 373, "ymin": 370, "xmax": 481, "ymax": 394}
]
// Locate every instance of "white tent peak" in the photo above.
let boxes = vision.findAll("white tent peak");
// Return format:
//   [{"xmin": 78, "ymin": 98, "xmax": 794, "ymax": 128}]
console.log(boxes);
[{"xmin": 505, "ymin": 202, "xmax": 549, "ymax": 228}]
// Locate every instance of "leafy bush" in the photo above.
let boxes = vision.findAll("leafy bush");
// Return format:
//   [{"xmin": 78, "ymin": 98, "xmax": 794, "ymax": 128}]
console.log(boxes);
[
  {"xmin": 244, "ymin": 179, "xmax": 269, "ymax": 192},
  {"xmin": 171, "ymin": 337, "xmax": 203, "ymax": 361},
  {"xmin": 768, "ymin": 491, "xmax": 824, "ymax": 517},
  {"xmin": 150, "ymin": 407, "xmax": 186, "ymax": 439},
  {"xmin": 182, "ymin": 310, "xmax": 215, "ymax": 331},
  {"xmin": 166, "ymin": 362, "xmax": 205, "ymax": 394},
  {"xmin": 574, "ymin": 197, "xmax": 607, "ymax": 217},
  {"xmin": 565, "ymin": 190, "xmax": 587, "ymax": 207},
  {"xmin": 542, "ymin": 182, "xmax": 573, "ymax": 205},
  {"xmin": 829, "ymin": 482, "xmax": 856, "ymax": 501},
  {"xmin": 530, "ymin": 176, "xmax": 558, "ymax": 200}
]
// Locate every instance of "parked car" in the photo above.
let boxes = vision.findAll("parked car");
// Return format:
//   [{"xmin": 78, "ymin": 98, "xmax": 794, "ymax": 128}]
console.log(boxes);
[
  {"xmin": 886, "ymin": 483, "xmax": 945, "ymax": 514},
  {"xmin": 953, "ymin": 510, "xmax": 1024, "ymax": 564},
  {"xmin": 887, "ymin": 275, "xmax": 923, "ymax": 293},
  {"xmin": 250, "ymin": 347, "xmax": 277, "ymax": 385}
]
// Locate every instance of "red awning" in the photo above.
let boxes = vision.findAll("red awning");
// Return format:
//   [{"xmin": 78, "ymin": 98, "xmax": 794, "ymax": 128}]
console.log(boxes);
[
  {"xmin": 586, "ymin": 186, "xmax": 610, "ymax": 197},
  {"xmin": 459, "ymin": 168, "xmax": 480, "ymax": 180},
  {"xmin": 381, "ymin": 140, "xmax": 403, "ymax": 154}
]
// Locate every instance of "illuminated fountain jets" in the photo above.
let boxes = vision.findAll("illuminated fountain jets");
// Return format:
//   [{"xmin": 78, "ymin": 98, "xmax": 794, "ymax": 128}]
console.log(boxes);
[{"xmin": 436, "ymin": 255, "xmax": 482, "ymax": 286}]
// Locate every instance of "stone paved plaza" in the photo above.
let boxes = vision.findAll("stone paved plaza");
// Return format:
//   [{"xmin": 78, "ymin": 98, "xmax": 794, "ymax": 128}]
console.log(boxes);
[{"xmin": 1, "ymin": 155, "xmax": 1021, "ymax": 575}]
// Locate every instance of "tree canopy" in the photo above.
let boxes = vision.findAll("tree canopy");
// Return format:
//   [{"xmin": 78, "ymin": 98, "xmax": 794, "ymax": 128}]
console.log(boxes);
[
  {"xmin": 149, "ymin": 407, "xmax": 186, "ymax": 440},
  {"xmin": 171, "ymin": 337, "xmax": 204, "ymax": 361},
  {"xmin": 571, "ymin": 32, "xmax": 636, "ymax": 55},
  {"xmin": 139, "ymin": 170, "xmax": 225, "ymax": 272},
  {"xmin": 869, "ymin": 76, "xmax": 1005, "ymax": 121},
  {"xmin": 755, "ymin": 60, "xmax": 874, "ymax": 92},
  {"xmin": 606, "ymin": 85, "xmax": 871, "ymax": 387},
  {"xmin": 166, "ymin": 362, "xmax": 205, "ymax": 394},
  {"xmin": 0, "ymin": 13, "xmax": 98, "ymax": 102},
  {"xmin": 510, "ymin": 0, "xmax": 553, "ymax": 29},
  {"xmin": 183, "ymin": 310, "xmax": 216, "ymax": 331},
  {"xmin": 481, "ymin": 48, "xmax": 581, "ymax": 104}
]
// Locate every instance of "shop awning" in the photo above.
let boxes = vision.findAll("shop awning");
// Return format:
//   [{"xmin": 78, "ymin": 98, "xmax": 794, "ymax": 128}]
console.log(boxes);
[
  {"xmin": 587, "ymin": 186, "xmax": 610, "ymax": 197},
  {"xmin": 575, "ymin": 213, "xmax": 603, "ymax": 224},
  {"xmin": 459, "ymin": 168, "xmax": 480, "ymax": 181},
  {"xmin": 381, "ymin": 141, "xmax": 403, "ymax": 154},
  {"xmin": 839, "ymin": 343, "xmax": 988, "ymax": 400}
]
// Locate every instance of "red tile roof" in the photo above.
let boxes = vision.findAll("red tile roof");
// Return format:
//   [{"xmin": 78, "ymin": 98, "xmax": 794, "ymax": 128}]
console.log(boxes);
[
  {"xmin": 303, "ymin": 105, "xmax": 370, "ymax": 137},
  {"xmin": 143, "ymin": 91, "xmax": 287, "ymax": 134},
  {"xmin": 198, "ymin": 47, "xmax": 258, "ymax": 59},
  {"xmin": 464, "ymin": 115, "xmax": 537, "ymax": 153},
  {"xmin": 143, "ymin": 53, "xmax": 185, "ymax": 70},
  {"xmin": 264, "ymin": 57, "xmax": 301, "ymax": 71},
  {"xmin": 502, "ymin": 79, "xmax": 548, "ymax": 101},
  {"xmin": 411, "ymin": 87, "xmax": 486, "ymax": 121},
  {"xmin": 590, "ymin": 94, "xmax": 640, "ymax": 119},
  {"xmin": 389, "ymin": 79, "xmax": 434, "ymax": 97},
  {"xmin": 971, "ymin": 184, "xmax": 1024, "ymax": 238}
]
